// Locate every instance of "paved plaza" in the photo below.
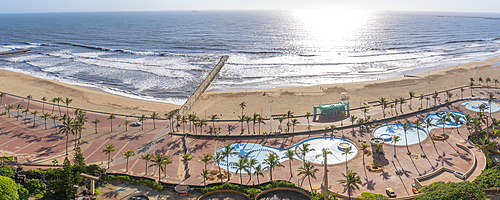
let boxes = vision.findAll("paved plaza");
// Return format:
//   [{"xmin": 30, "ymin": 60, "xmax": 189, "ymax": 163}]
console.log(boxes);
[{"xmin": 1, "ymin": 86, "xmax": 498, "ymax": 199}]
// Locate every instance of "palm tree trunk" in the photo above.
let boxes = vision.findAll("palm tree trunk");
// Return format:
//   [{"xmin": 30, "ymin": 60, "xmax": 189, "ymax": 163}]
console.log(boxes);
[
  {"xmin": 308, "ymin": 175, "xmax": 313, "ymax": 191},
  {"xmin": 145, "ymin": 161, "xmax": 148, "ymax": 175},
  {"xmin": 126, "ymin": 158, "xmax": 129, "ymax": 172},
  {"xmin": 65, "ymin": 134, "xmax": 68, "ymax": 155},
  {"xmin": 108, "ymin": 154, "xmax": 111, "ymax": 169}
]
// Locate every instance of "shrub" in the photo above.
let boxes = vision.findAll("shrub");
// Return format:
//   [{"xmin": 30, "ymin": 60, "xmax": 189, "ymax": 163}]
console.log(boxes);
[
  {"xmin": 415, "ymin": 181, "xmax": 491, "ymax": 200},
  {"xmin": 25, "ymin": 179, "xmax": 46, "ymax": 197},
  {"xmin": 359, "ymin": 192, "xmax": 389, "ymax": 200},
  {"xmin": 0, "ymin": 164, "xmax": 15, "ymax": 178},
  {"xmin": 107, "ymin": 175, "xmax": 162, "ymax": 191},
  {"xmin": 95, "ymin": 187, "xmax": 101, "ymax": 195},
  {"xmin": 473, "ymin": 165, "xmax": 500, "ymax": 188}
]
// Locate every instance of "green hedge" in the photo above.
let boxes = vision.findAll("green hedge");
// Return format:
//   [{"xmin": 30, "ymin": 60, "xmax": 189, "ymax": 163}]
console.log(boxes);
[
  {"xmin": 203, "ymin": 181, "xmax": 297, "ymax": 200},
  {"xmin": 106, "ymin": 175, "xmax": 163, "ymax": 191}
]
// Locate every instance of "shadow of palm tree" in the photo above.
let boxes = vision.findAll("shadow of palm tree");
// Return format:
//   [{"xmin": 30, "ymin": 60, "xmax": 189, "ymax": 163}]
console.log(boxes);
[{"xmin": 380, "ymin": 170, "xmax": 391, "ymax": 180}]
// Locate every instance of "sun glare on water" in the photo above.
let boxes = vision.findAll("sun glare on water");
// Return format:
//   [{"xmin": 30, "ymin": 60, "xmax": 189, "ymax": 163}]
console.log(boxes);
[{"xmin": 292, "ymin": 9, "xmax": 373, "ymax": 55}]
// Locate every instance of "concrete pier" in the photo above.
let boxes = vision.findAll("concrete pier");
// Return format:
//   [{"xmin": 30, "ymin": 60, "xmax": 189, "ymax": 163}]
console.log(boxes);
[{"xmin": 179, "ymin": 56, "xmax": 228, "ymax": 115}]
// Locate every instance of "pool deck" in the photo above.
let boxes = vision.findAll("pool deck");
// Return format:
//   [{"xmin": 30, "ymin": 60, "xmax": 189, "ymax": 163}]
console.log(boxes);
[{"xmin": 0, "ymin": 86, "xmax": 498, "ymax": 199}]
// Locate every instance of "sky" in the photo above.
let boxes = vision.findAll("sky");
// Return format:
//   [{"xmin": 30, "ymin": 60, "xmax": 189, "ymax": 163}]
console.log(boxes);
[{"xmin": 1, "ymin": 0, "xmax": 500, "ymax": 14}]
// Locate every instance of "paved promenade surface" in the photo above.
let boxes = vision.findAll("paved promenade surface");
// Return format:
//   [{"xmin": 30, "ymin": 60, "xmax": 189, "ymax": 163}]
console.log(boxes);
[{"xmin": 1, "ymin": 86, "xmax": 498, "ymax": 199}]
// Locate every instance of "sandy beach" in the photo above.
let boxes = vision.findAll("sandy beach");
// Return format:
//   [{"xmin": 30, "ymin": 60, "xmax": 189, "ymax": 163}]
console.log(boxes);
[
  {"xmin": 189, "ymin": 56, "xmax": 500, "ymax": 120},
  {"xmin": 0, "ymin": 69, "xmax": 180, "ymax": 116},
  {"xmin": 1, "ymin": 56, "xmax": 500, "ymax": 121}
]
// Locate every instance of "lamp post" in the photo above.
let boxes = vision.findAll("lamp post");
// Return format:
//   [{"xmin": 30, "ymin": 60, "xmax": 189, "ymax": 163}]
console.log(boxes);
[{"xmin": 268, "ymin": 100, "xmax": 273, "ymax": 134}]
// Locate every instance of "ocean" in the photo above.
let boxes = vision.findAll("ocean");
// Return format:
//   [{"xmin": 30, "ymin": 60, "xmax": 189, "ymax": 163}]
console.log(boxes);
[{"xmin": 1, "ymin": 10, "xmax": 500, "ymax": 105}]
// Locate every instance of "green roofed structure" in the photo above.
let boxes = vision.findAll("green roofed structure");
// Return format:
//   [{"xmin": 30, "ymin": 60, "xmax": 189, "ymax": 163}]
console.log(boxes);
[{"xmin": 314, "ymin": 102, "xmax": 349, "ymax": 116}]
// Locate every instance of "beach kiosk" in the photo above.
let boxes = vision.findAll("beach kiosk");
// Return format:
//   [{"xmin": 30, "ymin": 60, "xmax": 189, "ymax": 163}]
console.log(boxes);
[{"xmin": 313, "ymin": 102, "xmax": 349, "ymax": 117}]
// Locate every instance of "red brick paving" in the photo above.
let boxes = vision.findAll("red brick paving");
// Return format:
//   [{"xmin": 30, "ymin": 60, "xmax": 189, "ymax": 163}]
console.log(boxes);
[{"xmin": 1, "ymin": 88, "xmax": 498, "ymax": 199}]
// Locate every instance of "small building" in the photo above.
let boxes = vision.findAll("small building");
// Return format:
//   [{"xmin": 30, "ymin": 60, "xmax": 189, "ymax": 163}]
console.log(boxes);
[{"xmin": 313, "ymin": 102, "xmax": 349, "ymax": 117}]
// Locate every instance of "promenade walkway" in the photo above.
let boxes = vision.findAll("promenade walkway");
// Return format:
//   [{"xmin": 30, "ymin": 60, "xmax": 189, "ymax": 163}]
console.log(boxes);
[{"xmin": 0, "ymin": 86, "xmax": 497, "ymax": 199}]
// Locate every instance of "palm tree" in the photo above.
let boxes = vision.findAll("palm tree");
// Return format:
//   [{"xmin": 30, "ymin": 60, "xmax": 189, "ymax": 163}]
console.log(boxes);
[
  {"xmin": 393, "ymin": 98, "xmax": 399, "ymax": 115},
  {"xmin": 212, "ymin": 151, "xmax": 224, "ymax": 182},
  {"xmin": 486, "ymin": 77, "xmax": 491, "ymax": 87},
  {"xmin": 227, "ymin": 124, "xmax": 233, "ymax": 134},
  {"xmin": 362, "ymin": 108, "xmax": 369, "ymax": 120},
  {"xmin": 232, "ymin": 157, "xmax": 250, "ymax": 185},
  {"xmin": 252, "ymin": 113, "xmax": 259, "ymax": 134},
  {"xmin": 41, "ymin": 112, "xmax": 50, "ymax": 129},
  {"xmin": 123, "ymin": 150, "xmax": 136, "ymax": 172},
  {"xmin": 16, "ymin": 104, "xmax": 22, "ymax": 121},
  {"xmin": 470, "ymin": 81, "xmax": 475, "ymax": 96},
  {"xmin": 124, "ymin": 120, "xmax": 130, "ymax": 131},
  {"xmin": 181, "ymin": 153, "xmax": 194, "ymax": 166},
  {"xmin": 338, "ymin": 171, "xmax": 362, "ymax": 200},
  {"xmin": 291, "ymin": 119, "xmax": 299, "ymax": 133},
  {"xmin": 432, "ymin": 91, "xmax": 439, "ymax": 107},
  {"xmin": 399, "ymin": 97, "xmax": 406, "ymax": 113},
  {"xmin": 50, "ymin": 115, "xmax": 58, "ymax": 129},
  {"xmin": 138, "ymin": 115, "xmax": 146, "ymax": 130},
  {"xmin": 41, "ymin": 96, "xmax": 47, "ymax": 112},
  {"xmin": 297, "ymin": 162, "xmax": 319, "ymax": 191},
  {"xmin": 210, "ymin": 114, "xmax": 219, "ymax": 129},
  {"xmin": 460, "ymin": 88, "xmax": 465, "ymax": 99},
  {"xmin": 239, "ymin": 115, "xmax": 246, "ymax": 134},
  {"xmin": 390, "ymin": 104, "xmax": 394, "ymax": 116},
  {"xmin": 201, "ymin": 169, "xmax": 209, "ymax": 187},
  {"xmin": 488, "ymin": 93, "xmax": 496, "ymax": 119},
  {"xmin": 402, "ymin": 123, "xmax": 412, "ymax": 155},
  {"xmin": 409, "ymin": 91, "xmax": 415, "ymax": 109},
  {"xmin": 149, "ymin": 153, "xmax": 166, "ymax": 182},
  {"xmin": 222, "ymin": 144, "xmax": 238, "ymax": 181},
  {"xmin": 91, "ymin": 118, "xmax": 101, "ymax": 134},
  {"xmin": 282, "ymin": 149, "xmax": 296, "ymax": 178},
  {"xmin": 426, "ymin": 96, "xmax": 430, "ymax": 108},
  {"xmin": 31, "ymin": 110, "xmax": 38, "ymax": 127},
  {"xmin": 56, "ymin": 97, "xmax": 63, "ymax": 116},
  {"xmin": 341, "ymin": 147, "xmax": 353, "ymax": 174},
  {"xmin": 102, "ymin": 144, "xmax": 117, "ymax": 169},
  {"xmin": 305, "ymin": 112, "xmax": 312, "ymax": 130},
  {"xmin": 199, "ymin": 119, "xmax": 207, "ymax": 134},
  {"xmin": 175, "ymin": 114, "xmax": 181, "ymax": 132},
  {"xmin": 0, "ymin": 92, "xmax": 4, "ymax": 108},
  {"xmin": 59, "ymin": 118, "xmax": 74, "ymax": 155},
  {"xmin": 378, "ymin": 97, "xmax": 387, "ymax": 117},
  {"xmin": 50, "ymin": 97, "xmax": 57, "ymax": 114},
  {"xmin": 239, "ymin": 102, "xmax": 246, "ymax": 128},
  {"xmin": 392, "ymin": 135, "xmax": 401, "ymax": 160},
  {"xmin": 167, "ymin": 111, "xmax": 175, "ymax": 131},
  {"xmin": 361, "ymin": 143, "xmax": 368, "ymax": 166},
  {"xmin": 263, "ymin": 152, "xmax": 284, "ymax": 182},
  {"xmin": 141, "ymin": 152, "xmax": 152, "ymax": 175},
  {"xmin": 424, "ymin": 118, "xmax": 434, "ymax": 144},
  {"xmin": 286, "ymin": 110, "xmax": 294, "ymax": 132},
  {"xmin": 253, "ymin": 164, "xmax": 265, "ymax": 185},
  {"xmin": 349, "ymin": 115, "xmax": 357, "ymax": 133},
  {"xmin": 23, "ymin": 108, "xmax": 29, "ymax": 121},
  {"xmin": 26, "ymin": 95, "xmax": 32, "ymax": 111},
  {"xmin": 107, "ymin": 114, "xmax": 115, "ymax": 132},
  {"xmin": 64, "ymin": 97, "xmax": 72, "ymax": 115},
  {"xmin": 199, "ymin": 154, "xmax": 214, "ymax": 172},
  {"xmin": 181, "ymin": 115, "xmax": 188, "ymax": 134},
  {"xmin": 494, "ymin": 79, "xmax": 499, "ymax": 88},
  {"xmin": 5, "ymin": 105, "xmax": 12, "ymax": 118},
  {"xmin": 245, "ymin": 116, "xmax": 251, "ymax": 134},
  {"xmin": 298, "ymin": 143, "xmax": 315, "ymax": 167},
  {"xmin": 479, "ymin": 77, "xmax": 484, "ymax": 86},
  {"xmin": 277, "ymin": 117, "xmax": 284, "ymax": 132},
  {"xmin": 149, "ymin": 112, "xmax": 158, "ymax": 129},
  {"xmin": 440, "ymin": 113, "xmax": 450, "ymax": 136},
  {"xmin": 414, "ymin": 119, "xmax": 423, "ymax": 148},
  {"xmin": 257, "ymin": 116, "xmax": 265, "ymax": 134},
  {"xmin": 478, "ymin": 138, "xmax": 498, "ymax": 162}
]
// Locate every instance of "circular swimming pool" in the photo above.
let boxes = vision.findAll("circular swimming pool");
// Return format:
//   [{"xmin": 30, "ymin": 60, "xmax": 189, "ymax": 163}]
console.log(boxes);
[
  {"xmin": 295, "ymin": 137, "xmax": 358, "ymax": 165},
  {"xmin": 462, "ymin": 100, "xmax": 500, "ymax": 113},
  {"xmin": 373, "ymin": 123, "xmax": 427, "ymax": 146}
]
